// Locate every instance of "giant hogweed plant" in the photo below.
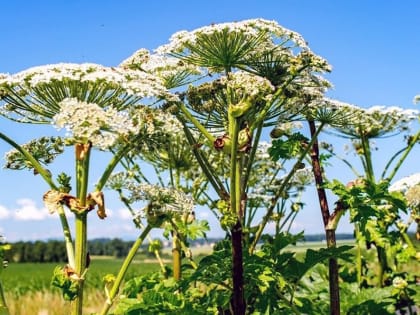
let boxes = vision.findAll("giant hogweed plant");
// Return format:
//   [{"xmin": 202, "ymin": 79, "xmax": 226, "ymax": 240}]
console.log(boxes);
[
  {"xmin": 0, "ymin": 63, "xmax": 179, "ymax": 315},
  {"xmin": 0, "ymin": 18, "xmax": 417, "ymax": 315},
  {"xmin": 321, "ymin": 104, "xmax": 420, "ymax": 307},
  {"xmin": 120, "ymin": 18, "xmax": 363, "ymax": 314}
]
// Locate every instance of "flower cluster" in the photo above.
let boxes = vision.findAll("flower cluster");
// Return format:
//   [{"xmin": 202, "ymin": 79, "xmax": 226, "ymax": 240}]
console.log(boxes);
[
  {"xmin": 53, "ymin": 98, "xmax": 134, "ymax": 149},
  {"xmin": 330, "ymin": 105, "xmax": 419, "ymax": 138},
  {"xmin": 120, "ymin": 48, "xmax": 202, "ymax": 87},
  {"xmin": 392, "ymin": 276, "xmax": 408, "ymax": 290},
  {"xmin": 130, "ymin": 104, "xmax": 183, "ymax": 137},
  {"xmin": 305, "ymin": 97, "xmax": 364, "ymax": 127},
  {"xmin": 0, "ymin": 63, "xmax": 171, "ymax": 98},
  {"xmin": 127, "ymin": 183, "xmax": 195, "ymax": 216},
  {"xmin": 0, "ymin": 63, "xmax": 178, "ymax": 123},
  {"xmin": 52, "ymin": 98, "xmax": 183, "ymax": 150},
  {"xmin": 4, "ymin": 136, "xmax": 65, "ymax": 170},
  {"xmin": 364, "ymin": 106, "xmax": 418, "ymax": 133},
  {"xmin": 156, "ymin": 18, "xmax": 308, "ymax": 55},
  {"xmin": 389, "ymin": 173, "xmax": 420, "ymax": 208},
  {"xmin": 222, "ymin": 71, "xmax": 274, "ymax": 100}
]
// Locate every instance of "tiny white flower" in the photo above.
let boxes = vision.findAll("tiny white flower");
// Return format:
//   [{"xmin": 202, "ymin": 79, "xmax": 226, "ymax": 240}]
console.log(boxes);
[{"xmin": 53, "ymin": 98, "xmax": 134, "ymax": 149}]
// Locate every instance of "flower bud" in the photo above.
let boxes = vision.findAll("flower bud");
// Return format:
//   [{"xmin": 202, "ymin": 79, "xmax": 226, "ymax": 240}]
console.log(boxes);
[
  {"xmin": 229, "ymin": 98, "xmax": 252, "ymax": 118},
  {"xmin": 214, "ymin": 134, "xmax": 231, "ymax": 154},
  {"xmin": 238, "ymin": 128, "xmax": 251, "ymax": 152},
  {"xmin": 270, "ymin": 127, "xmax": 286, "ymax": 139}
]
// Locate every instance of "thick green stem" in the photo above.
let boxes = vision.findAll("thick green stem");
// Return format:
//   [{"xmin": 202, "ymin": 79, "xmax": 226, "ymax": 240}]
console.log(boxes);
[
  {"xmin": 228, "ymin": 111, "xmax": 245, "ymax": 314},
  {"xmin": 360, "ymin": 135, "xmax": 375, "ymax": 183},
  {"xmin": 73, "ymin": 213, "xmax": 88, "ymax": 315},
  {"xmin": 355, "ymin": 225, "xmax": 363, "ymax": 287},
  {"xmin": 376, "ymin": 246, "xmax": 388, "ymax": 287},
  {"xmin": 172, "ymin": 232, "xmax": 182, "ymax": 281},
  {"xmin": 73, "ymin": 143, "xmax": 91, "ymax": 315},
  {"xmin": 100, "ymin": 225, "xmax": 152, "ymax": 315}
]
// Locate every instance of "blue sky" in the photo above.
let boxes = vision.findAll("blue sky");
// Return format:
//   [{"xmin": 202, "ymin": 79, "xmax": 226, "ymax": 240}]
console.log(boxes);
[{"xmin": 1, "ymin": 1, "xmax": 420, "ymax": 241}]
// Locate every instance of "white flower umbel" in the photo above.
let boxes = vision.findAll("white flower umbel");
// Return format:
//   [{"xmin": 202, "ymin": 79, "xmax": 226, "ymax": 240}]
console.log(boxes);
[
  {"xmin": 120, "ymin": 48, "xmax": 202, "ymax": 87},
  {"xmin": 222, "ymin": 71, "xmax": 274, "ymax": 100},
  {"xmin": 306, "ymin": 97, "xmax": 365, "ymax": 128},
  {"xmin": 329, "ymin": 104, "xmax": 419, "ymax": 138},
  {"xmin": 129, "ymin": 105, "xmax": 184, "ymax": 138},
  {"xmin": 127, "ymin": 183, "xmax": 194, "ymax": 215},
  {"xmin": 358, "ymin": 105, "xmax": 419, "ymax": 137},
  {"xmin": 156, "ymin": 18, "xmax": 308, "ymax": 55},
  {"xmin": 155, "ymin": 18, "xmax": 317, "ymax": 74},
  {"xmin": 389, "ymin": 173, "xmax": 420, "ymax": 193},
  {"xmin": 53, "ymin": 98, "xmax": 135, "ymax": 149},
  {"xmin": 0, "ymin": 63, "xmax": 177, "ymax": 123}
]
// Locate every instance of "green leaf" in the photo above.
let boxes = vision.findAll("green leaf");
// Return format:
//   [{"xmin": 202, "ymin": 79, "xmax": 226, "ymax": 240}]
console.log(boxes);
[
  {"xmin": 284, "ymin": 245, "xmax": 353, "ymax": 281},
  {"xmin": 268, "ymin": 133, "xmax": 308, "ymax": 161}
]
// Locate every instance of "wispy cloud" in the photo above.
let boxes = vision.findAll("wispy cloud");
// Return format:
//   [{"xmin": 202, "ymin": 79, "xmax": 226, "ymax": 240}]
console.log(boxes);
[
  {"xmin": 13, "ymin": 198, "xmax": 50, "ymax": 221},
  {"xmin": 0, "ymin": 205, "xmax": 11, "ymax": 219}
]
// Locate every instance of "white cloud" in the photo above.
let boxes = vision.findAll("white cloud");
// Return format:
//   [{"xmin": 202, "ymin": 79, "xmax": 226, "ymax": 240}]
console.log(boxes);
[
  {"xmin": 13, "ymin": 198, "xmax": 50, "ymax": 221},
  {"xmin": 0, "ymin": 205, "xmax": 11, "ymax": 219},
  {"xmin": 118, "ymin": 208, "xmax": 134, "ymax": 220}
]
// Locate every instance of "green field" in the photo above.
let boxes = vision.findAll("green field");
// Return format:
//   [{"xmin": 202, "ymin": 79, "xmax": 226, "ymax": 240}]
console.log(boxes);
[
  {"xmin": 2, "ymin": 241, "xmax": 356, "ymax": 296},
  {"xmin": 2, "ymin": 256, "xmax": 160, "ymax": 296}
]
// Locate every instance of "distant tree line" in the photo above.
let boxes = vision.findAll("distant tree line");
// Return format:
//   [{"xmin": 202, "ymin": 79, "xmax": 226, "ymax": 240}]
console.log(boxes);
[
  {"xmin": 4, "ymin": 234, "xmax": 361, "ymax": 263},
  {"xmin": 5, "ymin": 238, "xmax": 135, "ymax": 263}
]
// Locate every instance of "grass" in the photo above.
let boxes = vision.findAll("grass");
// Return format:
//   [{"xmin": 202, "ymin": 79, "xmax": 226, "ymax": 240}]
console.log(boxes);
[
  {"xmin": 2, "ymin": 240, "xmax": 418, "ymax": 314},
  {"xmin": 2, "ymin": 256, "xmax": 161, "ymax": 315},
  {"xmin": 2, "ymin": 256, "xmax": 160, "ymax": 295}
]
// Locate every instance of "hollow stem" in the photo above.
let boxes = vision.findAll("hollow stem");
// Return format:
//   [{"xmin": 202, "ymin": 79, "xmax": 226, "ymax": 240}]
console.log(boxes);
[
  {"xmin": 228, "ymin": 111, "xmax": 245, "ymax": 314},
  {"xmin": 72, "ymin": 143, "xmax": 91, "ymax": 315},
  {"xmin": 172, "ymin": 232, "xmax": 182, "ymax": 281},
  {"xmin": 73, "ymin": 213, "xmax": 88, "ymax": 315}
]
